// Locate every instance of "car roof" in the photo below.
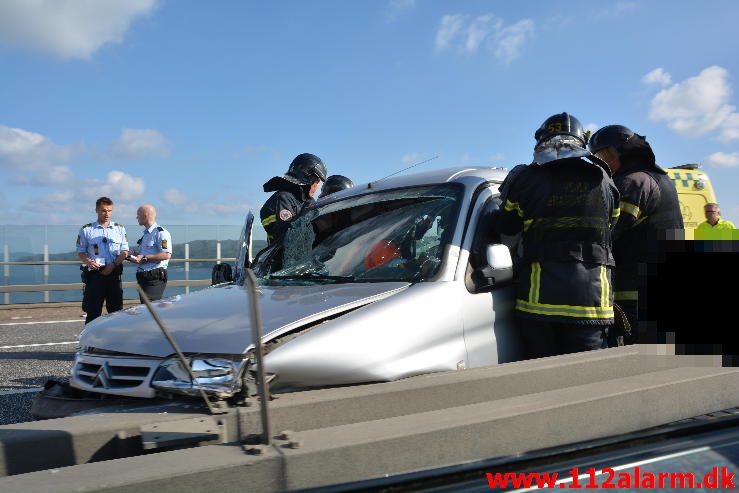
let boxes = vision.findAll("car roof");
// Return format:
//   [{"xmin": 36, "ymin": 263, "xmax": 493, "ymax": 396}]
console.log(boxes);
[{"xmin": 317, "ymin": 165, "xmax": 511, "ymax": 202}]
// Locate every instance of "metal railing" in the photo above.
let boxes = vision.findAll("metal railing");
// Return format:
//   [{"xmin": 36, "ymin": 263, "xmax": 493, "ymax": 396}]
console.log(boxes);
[{"xmin": 0, "ymin": 257, "xmax": 234, "ymax": 304}]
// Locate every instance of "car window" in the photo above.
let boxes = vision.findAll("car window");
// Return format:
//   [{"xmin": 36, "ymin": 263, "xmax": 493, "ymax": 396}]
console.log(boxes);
[{"xmin": 261, "ymin": 184, "xmax": 463, "ymax": 284}]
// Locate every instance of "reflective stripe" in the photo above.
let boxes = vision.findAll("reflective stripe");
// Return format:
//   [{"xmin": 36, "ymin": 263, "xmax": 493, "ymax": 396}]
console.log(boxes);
[
  {"xmin": 529, "ymin": 216, "xmax": 612, "ymax": 229},
  {"xmin": 620, "ymin": 200, "xmax": 641, "ymax": 220},
  {"xmin": 261, "ymin": 215, "xmax": 277, "ymax": 227},
  {"xmin": 504, "ymin": 199, "xmax": 524, "ymax": 218},
  {"xmin": 515, "ymin": 299, "xmax": 614, "ymax": 319},
  {"xmin": 615, "ymin": 290, "xmax": 638, "ymax": 301},
  {"xmin": 529, "ymin": 262, "xmax": 541, "ymax": 304},
  {"xmin": 599, "ymin": 264, "xmax": 610, "ymax": 308},
  {"xmin": 518, "ymin": 261, "xmax": 613, "ymax": 320}
]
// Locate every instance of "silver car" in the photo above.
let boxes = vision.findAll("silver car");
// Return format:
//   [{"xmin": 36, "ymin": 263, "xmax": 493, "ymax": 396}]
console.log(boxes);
[{"xmin": 62, "ymin": 166, "xmax": 520, "ymax": 404}]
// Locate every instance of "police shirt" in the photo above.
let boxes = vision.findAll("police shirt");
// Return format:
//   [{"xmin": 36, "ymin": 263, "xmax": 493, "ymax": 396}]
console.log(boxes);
[
  {"xmin": 76, "ymin": 222, "xmax": 129, "ymax": 267},
  {"xmin": 136, "ymin": 223, "xmax": 172, "ymax": 272}
]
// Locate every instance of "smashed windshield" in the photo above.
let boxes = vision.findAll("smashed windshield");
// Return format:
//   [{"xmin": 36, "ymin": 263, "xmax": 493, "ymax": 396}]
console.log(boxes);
[{"xmin": 264, "ymin": 184, "xmax": 462, "ymax": 283}]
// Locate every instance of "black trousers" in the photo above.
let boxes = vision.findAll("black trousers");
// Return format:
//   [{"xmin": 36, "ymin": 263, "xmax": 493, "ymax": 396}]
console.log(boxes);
[
  {"xmin": 519, "ymin": 316, "xmax": 609, "ymax": 359},
  {"xmin": 136, "ymin": 268, "xmax": 168, "ymax": 302},
  {"xmin": 82, "ymin": 266, "xmax": 123, "ymax": 324}
]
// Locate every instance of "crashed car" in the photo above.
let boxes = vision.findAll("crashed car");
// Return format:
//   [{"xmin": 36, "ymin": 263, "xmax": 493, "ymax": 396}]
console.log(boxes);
[{"xmin": 34, "ymin": 166, "xmax": 521, "ymax": 416}]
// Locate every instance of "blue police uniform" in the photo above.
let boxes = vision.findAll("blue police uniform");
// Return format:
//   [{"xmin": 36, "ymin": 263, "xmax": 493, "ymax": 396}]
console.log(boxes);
[
  {"xmin": 76, "ymin": 221, "xmax": 129, "ymax": 324},
  {"xmin": 135, "ymin": 223, "xmax": 172, "ymax": 302}
]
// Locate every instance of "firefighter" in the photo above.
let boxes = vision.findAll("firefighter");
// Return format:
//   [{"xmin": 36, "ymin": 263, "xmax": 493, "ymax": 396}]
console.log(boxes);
[
  {"xmin": 588, "ymin": 125, "xmax": 683, "ymax": 344},
  {"xmin": 260, "ymin": 153, "xmax": 327, "ymax": 246},
  {"xmin": 489, "ymin": 113, "xmax": 620, "ymax": 359},
  {"xmin": 319, "ymin": 175, "xmax": 354, "ymax": 198}
]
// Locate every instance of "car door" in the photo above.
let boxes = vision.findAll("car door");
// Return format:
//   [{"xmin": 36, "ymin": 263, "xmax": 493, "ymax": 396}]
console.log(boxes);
[{"xmin": 458, "ymin": 187, "xmax": 521, "ymax": 367}]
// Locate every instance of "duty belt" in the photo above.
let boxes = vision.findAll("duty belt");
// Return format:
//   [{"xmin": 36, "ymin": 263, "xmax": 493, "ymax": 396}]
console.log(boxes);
[{"xmin": 136, "ymin": 267, "xmax": 167, "ymax": 281}]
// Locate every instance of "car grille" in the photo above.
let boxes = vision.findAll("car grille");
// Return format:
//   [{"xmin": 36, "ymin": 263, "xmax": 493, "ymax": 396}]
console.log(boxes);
[{"xmin": 70, "ymin": 354, "xmax": 161, "ymax": 398}]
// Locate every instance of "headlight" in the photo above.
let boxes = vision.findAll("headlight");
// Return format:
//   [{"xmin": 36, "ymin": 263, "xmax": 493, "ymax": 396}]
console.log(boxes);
[{"xmin": 152, "ymin": 355, "xmax": 248, "ymax": 398}]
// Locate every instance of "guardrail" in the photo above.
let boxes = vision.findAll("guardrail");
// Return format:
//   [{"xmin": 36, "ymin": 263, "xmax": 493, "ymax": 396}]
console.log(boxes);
[{"xmin": 0, "ymin": 258, "xmax": 234, "ymax": 302}]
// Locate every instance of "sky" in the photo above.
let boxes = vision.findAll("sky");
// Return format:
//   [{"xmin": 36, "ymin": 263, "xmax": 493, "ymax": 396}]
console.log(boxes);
[{"xmin": 2, "ymin": 0, "xmax": 739, "ymax": 236}]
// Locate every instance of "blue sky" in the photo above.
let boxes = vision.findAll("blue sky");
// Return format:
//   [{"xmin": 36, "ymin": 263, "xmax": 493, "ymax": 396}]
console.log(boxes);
[{"xmin": 2, "ymin": 0, "xmax": 739, "ymax": 238}]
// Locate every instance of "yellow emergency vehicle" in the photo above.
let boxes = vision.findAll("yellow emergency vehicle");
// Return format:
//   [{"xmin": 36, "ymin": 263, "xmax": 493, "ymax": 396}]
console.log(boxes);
[{"xmin": 665, "ymin": 164, "xmax": 717, "ymax": 239}]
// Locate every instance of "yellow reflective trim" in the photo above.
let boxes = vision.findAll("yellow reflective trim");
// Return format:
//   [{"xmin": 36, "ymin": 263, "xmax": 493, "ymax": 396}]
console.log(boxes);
[
  {"xmin": 504, "ymin": 199, "xmax": 524, "ymax": 218},
  {"xmin": 620, "ymin": 200, "xmax": 641, "ymax": 220},
  {"xmin": 615, "ymin": 290, "xmax": 638, "ymax": 301},
  {"xmin": 528, "ymin": 262, "xmax": 541, "ymax": 304},
  {"xmin": 516, "ymin": 299, "xmax": 614, "ymax": 319},
  {"xmin": 262, "ymin": 215, "xmax": 277, "ymax": 227},
  {"xmin": 612, "ymin": 207, "xmax": 620, "ymax": 218},
  {"xmin": 600, "ymin": 265, "xmax": 609, "ymax": 308}
]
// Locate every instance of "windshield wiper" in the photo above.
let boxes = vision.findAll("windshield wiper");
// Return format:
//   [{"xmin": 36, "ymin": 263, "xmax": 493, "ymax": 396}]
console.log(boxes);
[{"xmin": 268, "ymin": 272, "xmax": 355, "ymax": 282}]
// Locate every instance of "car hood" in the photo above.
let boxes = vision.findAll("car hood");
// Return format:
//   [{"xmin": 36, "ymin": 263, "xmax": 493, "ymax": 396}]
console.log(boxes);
[{"xmin": 79, "ymin": 282, "xmax": 409, "ymax": 357}]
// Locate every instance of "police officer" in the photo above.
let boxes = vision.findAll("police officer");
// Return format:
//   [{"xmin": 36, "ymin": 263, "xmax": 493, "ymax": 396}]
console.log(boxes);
[
  {"xmin": 489, "ymin": 113, "xmax": 620, "ymax": 359},
  {"xmin": 260, "ymin": 153, "xmax": 327, "ymax": 245},
  {"xmin": 76, "ymin": 196, "xmax": 129, "ymax": 324},
  {"xmin": 588, "ymin": 125, "xmax": 683, "ymax": 344},
  {"xmin": 318, "ymin": 174, "xmax": 354, "ymax": 198},
  {"xmin": 130, "ymin": 204, "xmax": 172, "ymax": 302}
]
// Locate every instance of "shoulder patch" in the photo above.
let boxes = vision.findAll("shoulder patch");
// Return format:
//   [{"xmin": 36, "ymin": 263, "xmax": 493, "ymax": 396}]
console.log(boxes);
[
  {"xmin": 161, "ymin": 239, "xmax": 168, "ymax": 249},
  {"xmin": 279, "ymin": 209, "xmax": 294, "ymax": 221}
]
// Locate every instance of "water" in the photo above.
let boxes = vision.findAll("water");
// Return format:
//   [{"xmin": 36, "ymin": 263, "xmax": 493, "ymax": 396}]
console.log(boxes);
[
  {"xmin": 3, "ymin": 263, "xmax": 219, "ymax": 304},
  {"xmin": 1, "ymin": 224, "xmax": 269, "ymax": 304}
]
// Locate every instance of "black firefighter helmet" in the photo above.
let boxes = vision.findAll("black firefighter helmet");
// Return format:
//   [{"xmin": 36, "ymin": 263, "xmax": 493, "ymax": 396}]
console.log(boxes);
[
  {"xmin": 534, "ymin": 112, "xmax": 587, "ymax": 147},
  {"xmin": 287, "ymin": 153, "xmax": 328, "ymax": 185},
  {"xmin": 588, "ymin": 125, "xmax": 637, "ymax": 154},
  {"xmin": 319, "ymin": 175, "xmax": 354, "ymax": 198}
]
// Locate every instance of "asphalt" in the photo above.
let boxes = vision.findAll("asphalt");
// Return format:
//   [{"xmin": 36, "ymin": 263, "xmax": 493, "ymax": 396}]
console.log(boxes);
[{"xmin": 0, "ymin": 301, "xmax": 140, "ymax": 323}]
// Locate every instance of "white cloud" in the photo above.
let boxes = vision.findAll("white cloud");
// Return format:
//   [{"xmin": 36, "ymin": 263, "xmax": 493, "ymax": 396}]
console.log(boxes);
[
  {"xmin": 466, "ymin": 15, "xmax": 500, "ymax": 53},
  {"xmin": 435, "ymin": 14, "xmax": 534, "ymax": 63},
  {"xmin": 108, "ymin": 128, "xmax": 172, "ymax": 160},
  {"xmin": 10, "ymin": 165, "xmax": 74, "ymax": 186},
  {"xmin": 0, "ymin": 125, "xmax": 76, "ymax": 185},
  {"xmin": 80, "ymin": 170, "xmax": 145, "ymax": 201},
  {"xmin": 436, "ymin": 15, "xmax": 465, "ymax": 51},
  {"xmin": 163, "ymin": 188, "xmax": 188, "ymax": 206},
  {"xmin": 0, "ymin": 0, "xmax": 160, "ymax": 60},
  {"xmin": 648, "ymin": 66, "xmax": 739, "ymax": 141},
  {"xmin": 704, "ymin": 152, "xmax": 739, "ymax": 168},
  {"xmin": 494, "ymin": 19, "xmax": 535, "ymax": 65},
  {"xmin": 0, "ymin": 125, "xmax": 75, "ymax": 170},
  {"xmin": 385, "ymin": 0, "xmax": 415, "ymax": 23},
  {"xmin": 642, "ymin": 68, "xmax": 672, "ymax": 87},
  {"xmin": 717, "ymin": 113, "xmax": 739, "ymax": 142}
]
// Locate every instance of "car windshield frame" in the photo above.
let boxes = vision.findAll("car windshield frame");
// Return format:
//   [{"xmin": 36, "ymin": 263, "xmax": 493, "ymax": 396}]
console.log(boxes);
[{"xmin": 251, "ymin": 183, "xmax": 464, "ymax": 284}]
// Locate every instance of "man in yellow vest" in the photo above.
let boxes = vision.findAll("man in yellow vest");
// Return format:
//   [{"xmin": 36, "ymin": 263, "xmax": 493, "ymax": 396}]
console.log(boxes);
[{"xmin": 695, "ymin": 203, "xmax": 735, "ymax": 239}]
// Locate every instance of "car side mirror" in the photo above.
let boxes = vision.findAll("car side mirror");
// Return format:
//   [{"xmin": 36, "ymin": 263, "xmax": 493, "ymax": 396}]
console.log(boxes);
[{"xmin": 472, "ymin": 243, "xmax": 513, "ymax": 291}]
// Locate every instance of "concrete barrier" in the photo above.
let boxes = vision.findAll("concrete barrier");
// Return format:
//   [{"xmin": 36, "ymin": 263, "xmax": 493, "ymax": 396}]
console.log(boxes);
[{"xmin": 0, "ymin": 345, "xmax": 737, "ymax": 491}]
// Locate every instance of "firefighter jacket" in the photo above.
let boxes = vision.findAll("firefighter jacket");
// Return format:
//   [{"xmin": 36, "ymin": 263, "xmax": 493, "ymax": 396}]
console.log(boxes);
[
  {"xmin": 492, "ymin": 157, "xmax": 620, "ymax": 325},
  {"xmin": 611, "ymin": 159, "xmax": 684, "ymax": 301},
  {"xmin": 260, "ymin": 177, "xmax": 307, "ymax": 245}
]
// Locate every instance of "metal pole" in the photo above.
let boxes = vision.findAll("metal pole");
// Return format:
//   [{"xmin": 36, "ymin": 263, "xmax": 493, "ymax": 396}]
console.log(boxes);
[
  {"xmin": 3, "ymin": 245, "xmax": 8, "ymax": 305},
  {"xmin": 245, "ymin": 268, "xmax": 271, "ymax": 445},
  {"xmin": 43, "ymin": 244, "xmax": 49, "ymax": 303}
]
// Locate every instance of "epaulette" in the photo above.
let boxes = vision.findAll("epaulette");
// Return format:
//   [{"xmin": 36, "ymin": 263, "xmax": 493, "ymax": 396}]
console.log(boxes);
[
  {"xmin": 82, "ymin": 223, "xmax": 91, "ymax": 228},
  {"xmin": 157, "ymin": 226, "xmax": 164, "ymax": 231},
  {"xmin": 114, "ymin": 222, "xmax": 124, "ymax": 227}
]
